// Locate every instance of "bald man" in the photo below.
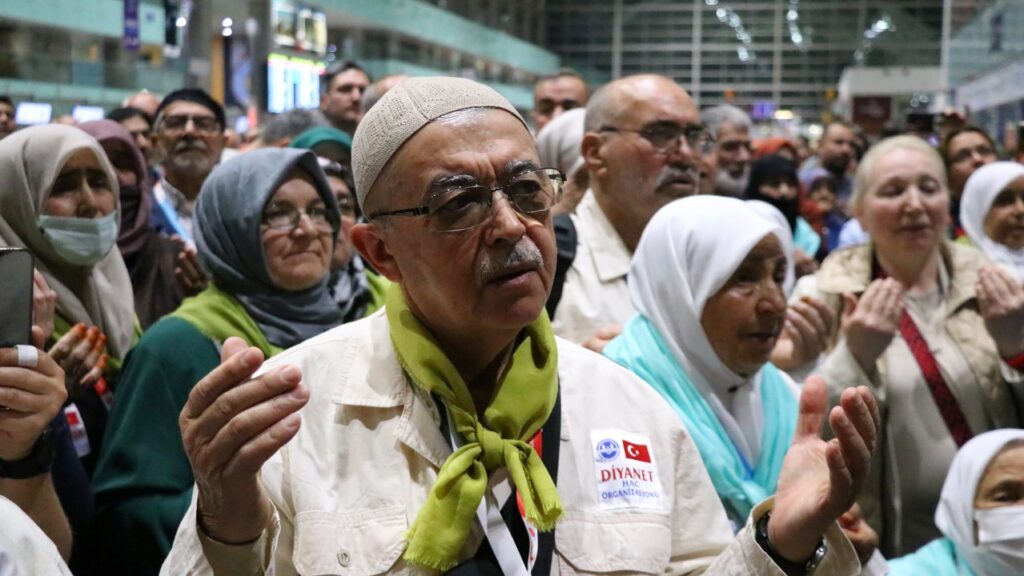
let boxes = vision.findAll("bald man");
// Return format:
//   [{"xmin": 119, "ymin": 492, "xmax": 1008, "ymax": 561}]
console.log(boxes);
[
  {"xmin": 550, "ymin": 75, "xmax": 708, "ymax": 348},
  {"xmin": 125, "ymin": 90, "xmax": 161, "ymax": 119},
  {"xmin": 161, "ymin": 76, "xmax": 870, "ymax": 575}
]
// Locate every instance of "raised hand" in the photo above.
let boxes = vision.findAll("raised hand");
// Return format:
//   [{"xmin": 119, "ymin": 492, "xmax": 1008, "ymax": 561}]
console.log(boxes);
[
  {"xmin": 32, "ymin": 270, "xmax": 57, "ymax": 343},
  {"xmin": 0, "ymin": 330, "xmax": 67, "ymax": 461},
  {"xmin": 841, "ymin": 278, "xmax": 904, "ymax": 374},
  {"xmin": 771, "ymin": 296, "xmax": 835, "ymax": 370},
  {"xmin": 47, "ymin": 324, "xmax": 107, "ymax": 396},
  {"xmin": 179, "ymin": 337, "xmax": 308, "ymax": 544},
  {"xmin": 977, "ymin": 265, "xmax": 1024, "ymax": 359},
  {"xmin": 768, "ymin": 377, "xmax": 880, "ymax": 562},
  {"xmin": 174, "ymin": 242, "xmax": 208, "ymax": 296}
]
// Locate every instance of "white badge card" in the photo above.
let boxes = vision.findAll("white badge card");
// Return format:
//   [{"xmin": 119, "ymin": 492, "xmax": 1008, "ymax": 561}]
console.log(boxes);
[
  {"xmin": 590, "ymin": 429, "xmax": 663, "ymax": 510},
  {"xmin": 64, "ymin": 403, "xmax": 91, "ymax": 457}
]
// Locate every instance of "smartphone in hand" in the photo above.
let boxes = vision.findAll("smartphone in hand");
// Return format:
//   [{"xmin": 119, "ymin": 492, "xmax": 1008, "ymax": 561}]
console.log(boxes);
[{"xmin": 0, "ymin": 248, "xmax": 34, "ymax": 348}]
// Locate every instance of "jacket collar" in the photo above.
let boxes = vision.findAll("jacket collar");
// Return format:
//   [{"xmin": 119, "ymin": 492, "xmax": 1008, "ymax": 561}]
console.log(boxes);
[{"xmin": 330, "ymin": 312, "xmax": 451, "ymax": 469}]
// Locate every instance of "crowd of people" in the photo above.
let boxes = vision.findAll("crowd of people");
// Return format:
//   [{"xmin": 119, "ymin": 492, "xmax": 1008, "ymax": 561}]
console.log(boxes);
[{"xmin": 0, "ymin": 59, "xmax": 1021, "ymax": 576}]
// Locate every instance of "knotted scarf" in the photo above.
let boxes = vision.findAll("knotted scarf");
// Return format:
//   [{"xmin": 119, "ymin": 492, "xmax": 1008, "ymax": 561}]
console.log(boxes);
[{"xmin": 385, "ymin": 285, "xmax": 562, "ymax": 570}]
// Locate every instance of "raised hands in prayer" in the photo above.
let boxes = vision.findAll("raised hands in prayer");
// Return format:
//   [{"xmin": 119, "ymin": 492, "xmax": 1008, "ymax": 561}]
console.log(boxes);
[
  {"xmin": 768, "ymin": 376, "xmax": 880, "ymax": 562},
  {"xmin": 31, "ymin": 270, "xmax": 57, "ymax": 344},
  {"xmin": 841, "ymin": 278, "xmax": 905, "ymax": 374},
  {"xmin": 48, "ymin": 324, "xmax": 107, "ymax": 396},
  {"xmin": 976, "ymin": 264, "xmax": 1024, "ymax": 359},
  {"xmin": 771, "ymin": 295, "xmax": 835, "ymax": 370},
  {"xmin": 179, "ymin": 337, "xmax": 308, "ymax": 544},
  {"xmin": 173, "ymin": 240, "xmax": 208, "ymax": 296}
]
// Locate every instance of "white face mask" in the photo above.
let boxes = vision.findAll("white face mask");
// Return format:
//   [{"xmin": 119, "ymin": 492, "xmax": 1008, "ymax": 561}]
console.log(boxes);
[
  {"xmin": 971, "ymin": 505, "xmax": 1024, "ymax": 575},
  {"xmin": 38, "ymin": 211, "xmax": 119, "ymax": 267}
]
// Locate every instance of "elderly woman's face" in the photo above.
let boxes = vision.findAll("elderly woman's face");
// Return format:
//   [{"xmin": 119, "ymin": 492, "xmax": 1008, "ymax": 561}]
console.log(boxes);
[
  {"xmin": 975, "ymin": 444, "xmax": 1024, "ymax": 510},
  {"xmin": 261, "ymin": 170, "xmax": 334, "ymax": 291},
  {"xmin": 43, "ymin": 149, "xmax": 117, "ymax": 218},
  {"xmin": 857, "ymin": 147, "xmax": 949, "ymax": 259},
  {"xmin": 984, "ymin": 176, "xmax": 1024, "ymax": 251},
  {"xmin": 700, "ymin": 234, "xmax": 788, "ymax": 377}
]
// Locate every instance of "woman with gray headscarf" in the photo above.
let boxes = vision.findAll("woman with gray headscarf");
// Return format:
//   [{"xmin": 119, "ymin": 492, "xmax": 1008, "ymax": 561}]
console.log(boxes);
[{"xmin": 88, "ymin": 148, "xmax": 344, "ymax": 575}]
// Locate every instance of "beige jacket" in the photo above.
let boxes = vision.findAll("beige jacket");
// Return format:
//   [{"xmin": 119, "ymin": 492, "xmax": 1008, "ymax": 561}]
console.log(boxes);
[
  {"xmin": 161, "ymin": 310, "xmax": 857, "ymax": 575},
  {"xmin": 792, "ymin": 242, "xmax": 1022, "ymax": 548},
  {"xmin": 550, "ymin": 192, "xmax": 635, "ymax": 344}
]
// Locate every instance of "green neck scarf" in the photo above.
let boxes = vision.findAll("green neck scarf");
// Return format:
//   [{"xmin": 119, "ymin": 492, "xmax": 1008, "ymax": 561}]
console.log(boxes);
[
  {"xmin": 170, "ymin": 284, "xmax": 283, "ymax": 358},
  {"xmin": 385, "ymin": 285, "xmax": 562, "ymax": 570}
]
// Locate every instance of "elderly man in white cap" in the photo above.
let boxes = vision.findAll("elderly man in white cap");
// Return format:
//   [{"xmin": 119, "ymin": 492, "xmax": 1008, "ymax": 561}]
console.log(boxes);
[{"xmin": 162, "ymin": 77, "xmax": 878, "ymax": 575}]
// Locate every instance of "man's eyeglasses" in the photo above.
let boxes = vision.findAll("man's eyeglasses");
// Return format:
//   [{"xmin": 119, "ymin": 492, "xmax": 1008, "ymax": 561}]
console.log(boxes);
[
  {"xmin": 600, "ymin": 123, "xmax": 714, "ymax": 155},
  {"xmin": 261, "ymin": 203, "xmax": 336, "ymax": 233},
  {"xmin": 368, "ymin": 168, "xmax": 564, "ymax": 233},
  {"xmin": 159, "ymin": 114, "xmax": 221, "ymax": 134}
]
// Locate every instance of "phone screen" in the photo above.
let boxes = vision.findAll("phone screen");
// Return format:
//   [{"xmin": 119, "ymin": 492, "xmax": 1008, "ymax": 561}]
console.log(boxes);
[{"xmin": 0, "ymin": 248, "xmax": 34, "ymax": 348}]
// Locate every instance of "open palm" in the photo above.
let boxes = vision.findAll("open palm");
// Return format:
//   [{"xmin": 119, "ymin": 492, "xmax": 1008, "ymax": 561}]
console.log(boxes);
[{"xmin": 767, "ymin": 377, "xmax": 879, "ymax": 561}]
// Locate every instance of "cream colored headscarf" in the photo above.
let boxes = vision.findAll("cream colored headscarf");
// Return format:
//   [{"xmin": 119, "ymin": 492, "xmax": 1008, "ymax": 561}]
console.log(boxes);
[
  {"xmin": 0, "ymin": 125, "xmax": 135, "ymax": 358},
  {"xmin": 351, "ymin": 76, "xmax": 525, "ymax": 209}
]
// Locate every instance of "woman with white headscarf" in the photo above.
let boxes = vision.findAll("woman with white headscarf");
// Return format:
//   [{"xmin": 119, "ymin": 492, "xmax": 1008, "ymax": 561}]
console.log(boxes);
[
  {"xmin": 604, "ymin": 196, "xmax": 799, "ymax": 528},
  {"xmin": 961, "ymin": 161, "xmax": 1024, "ymax": 282},
  {"xmin": 888, "ymin": 428, "xmax": 1024, "ymax": 575}
]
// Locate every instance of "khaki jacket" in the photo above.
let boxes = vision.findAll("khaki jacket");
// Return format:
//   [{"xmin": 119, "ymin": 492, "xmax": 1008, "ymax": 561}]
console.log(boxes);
[
  {"xmin": 793, "ymin": 241, "xmax": 1022, "ymax": 549},
  {"xmin": 161, "ymin": 310, "xmax": 857, "ymax": 575}
]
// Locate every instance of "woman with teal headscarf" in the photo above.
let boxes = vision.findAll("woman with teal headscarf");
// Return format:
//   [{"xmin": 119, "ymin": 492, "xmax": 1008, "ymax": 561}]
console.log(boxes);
[{"xmin": 604, "ymin": 196, "xmax": 799, "ymax": 529}]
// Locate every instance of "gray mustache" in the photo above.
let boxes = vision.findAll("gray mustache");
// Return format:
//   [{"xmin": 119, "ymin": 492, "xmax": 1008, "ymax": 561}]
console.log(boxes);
[
  {"xmin": 477, "ymin": 239, "xmax": 544, "ymax": 285},
  {"xmin": 656, "ymin": 166, "xmax": 697, "ymax": 188}
]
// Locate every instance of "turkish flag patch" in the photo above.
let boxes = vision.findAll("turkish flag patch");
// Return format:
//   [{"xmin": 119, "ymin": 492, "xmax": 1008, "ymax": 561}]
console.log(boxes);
[{"xmin": 622, "ymin": 439, "xmax": 651, "ymax": 463}]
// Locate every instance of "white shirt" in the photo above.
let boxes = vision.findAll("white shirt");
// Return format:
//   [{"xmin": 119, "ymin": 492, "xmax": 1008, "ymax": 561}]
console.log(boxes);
[
  {"xmin": 160, "ymin": 310, "xmax": 859, "ymax": 575},
  {"xmin": 0, "ymin": 497, "xmax": 72, "ymax": 576},
  {"xmin": 550, "ymin": 192, "xmax": 635, "ymax": 344}
]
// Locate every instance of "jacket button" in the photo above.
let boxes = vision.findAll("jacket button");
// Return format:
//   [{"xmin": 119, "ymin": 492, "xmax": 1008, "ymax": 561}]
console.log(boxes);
[{"xmin": 337, "ymin": 551, "xmax": 350, "ymax": 567}]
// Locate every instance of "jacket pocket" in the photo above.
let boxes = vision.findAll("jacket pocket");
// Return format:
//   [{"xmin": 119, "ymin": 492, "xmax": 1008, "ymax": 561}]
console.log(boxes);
[
  {"xmin": 293, "ymin": 505, "xmax": 409, "ymax": 575},
  {"xmin": 555, "ymin": 511, "xmax": 671, "ymax": 574}
]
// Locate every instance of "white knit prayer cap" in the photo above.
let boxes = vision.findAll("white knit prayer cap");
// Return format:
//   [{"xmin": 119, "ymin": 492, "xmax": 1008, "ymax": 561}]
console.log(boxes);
[{"xmin": 351, "ymin": 76, "xmax": 526, "ymax": 209}]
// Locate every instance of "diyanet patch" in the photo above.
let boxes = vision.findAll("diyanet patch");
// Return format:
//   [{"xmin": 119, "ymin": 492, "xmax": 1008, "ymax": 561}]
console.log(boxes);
[{"xmin": 590, "ymin": 429, "xmax": 663, "ymax": 510}]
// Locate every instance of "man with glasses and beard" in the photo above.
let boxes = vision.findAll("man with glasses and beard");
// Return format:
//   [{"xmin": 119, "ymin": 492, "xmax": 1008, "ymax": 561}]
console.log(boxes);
[
  {"xmin": 550, "ymin": 75, "xmax": 709, "ymax": 350},
  {"xmin": 161, "ymin": 75, "xmax": 874, "ymax": 576},
  {"xmin": 701, "ymin": 104, "xmax": 753, "ymax": 198},
  {"xmin": 150, "ymin": 89, "xmax": 226, "ymax": 245}
]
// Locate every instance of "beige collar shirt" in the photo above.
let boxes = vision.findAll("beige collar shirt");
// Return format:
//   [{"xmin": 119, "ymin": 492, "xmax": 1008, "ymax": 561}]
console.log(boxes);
[
  {"xmin": 161, "ymin": 311, "xmax": 857, "ymax": 575},
  {"xmin": 550, "ymin": 192, "xmax": 635, "ymax": 344}
]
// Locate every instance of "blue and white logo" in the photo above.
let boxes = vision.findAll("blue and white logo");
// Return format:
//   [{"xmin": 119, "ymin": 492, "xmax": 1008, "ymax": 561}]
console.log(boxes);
[{"xmin": 596, "ymin": 439, "xmax": 620, "ymax": 461}]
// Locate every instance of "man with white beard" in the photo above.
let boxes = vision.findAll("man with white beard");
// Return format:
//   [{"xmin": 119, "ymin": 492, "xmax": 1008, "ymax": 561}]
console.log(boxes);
[{"xmin": 701, "ymin": 104, "xmax": 753, "ymax": 198}]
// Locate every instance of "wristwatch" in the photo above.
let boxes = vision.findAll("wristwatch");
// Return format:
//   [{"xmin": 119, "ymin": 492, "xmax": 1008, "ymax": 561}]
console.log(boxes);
[
  {"xmin": 755, "ymin": 511, "xmax": 828, "ymax": 576},
  {"xmin": 0, "ymin": 426, "xmax": 56, "ymax": 479}
]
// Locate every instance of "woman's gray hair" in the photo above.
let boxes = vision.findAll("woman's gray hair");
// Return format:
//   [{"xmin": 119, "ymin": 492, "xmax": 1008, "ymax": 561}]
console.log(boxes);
[{"xmin": 852, "ymin": 135, "xmax": 947, "ymax": 209}]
